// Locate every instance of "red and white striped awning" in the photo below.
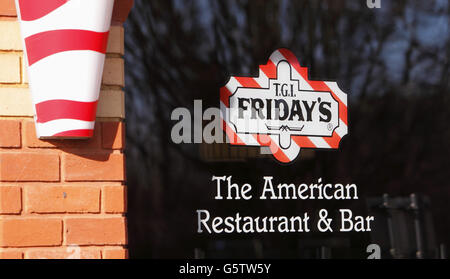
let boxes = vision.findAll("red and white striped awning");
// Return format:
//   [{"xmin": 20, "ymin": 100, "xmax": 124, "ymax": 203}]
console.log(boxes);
[{"xmin": 15, "ymin": 0, "xmax": 115, "ymax": 138}]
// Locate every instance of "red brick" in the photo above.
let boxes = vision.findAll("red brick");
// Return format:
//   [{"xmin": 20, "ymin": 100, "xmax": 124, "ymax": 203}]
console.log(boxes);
[
  {"xmin": 0, "ymin": 15, "xmax": 15, "ymax": 20},
  {"xmin": 65, "ymin": 217, "xmax": 126, "ymax": 246},
  {"xmin": 26, "ymin": 248, "xmax": 101, "ymax": 259},
  {"xmin": 0, "ymin": 186, "xmax": 21, "ymax": 214},
  {"xmin": 0, "ymin": 153, "xmax": 60, "ymax": 182},
  {"xmin": 103, "ymin": 186, "xmax": 126, "ymax": 213},
  {"xmin": 0, "ymin": 0, "xmax": 16, "ymax": 17},
  {"xmin": 0, "ymin": 218, "xmax": 62, "ymax": 247},
  {"xmin": 64, "ymin": 153, "xmax": 125, "ymax": 182},
  {"xmin": 112, "ymin": 0, "xmax": 134, "ymax": 23},
  {"xmin": 0, "ymin": 250, "xmax": 23, "ymax": 259},
  {"xmin": 24, "ymin": 121, "xmax": 101, "ymax": 149},
  {"xmin": 103, "ymin": 248, "xmax": 128, "ymax": 259},
  {"xmin": 0, "ymin": 120, "xmax": 21, "ymax": 148},
  {"xmin": 102, "ymin": 122, "xmax": 124, "ymax": 150},
  {"xmin": 25, "ymin": 185, "xmax": 100, "ymax": 213}
]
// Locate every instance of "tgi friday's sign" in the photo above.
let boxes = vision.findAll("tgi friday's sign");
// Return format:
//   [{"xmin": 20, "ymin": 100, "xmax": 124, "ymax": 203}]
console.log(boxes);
[{"xmin": 220, "ymin": 48, "xmax": 348, "ymax": 163}]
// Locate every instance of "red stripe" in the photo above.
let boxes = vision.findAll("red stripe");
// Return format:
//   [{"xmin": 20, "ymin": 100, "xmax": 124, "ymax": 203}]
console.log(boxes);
[
  {"xmin": 260, "ymin": 60, "xmax": 277, "ymax": 79},
  {"xmin": 18, "ymin": 0, "xmax": 69, "ymax": 21},
  {"xmin": 52, "ymin": 129, "xmax": 93, "ymax": 138},
  {"xmin": 272, "ymin": 151, "xmax": 290, "ymax": 163},
  {"xmin": 254, "ymin": 134, "xmax": 290, "ymax": 163},
  {"xmin": 292, "ymin": 136, "xmax": 317, "ymax": 148},
  {"xmin": 323, "ymin": 133, "xmax": 342, "ymax": 149},
  {"xmin": 25, "ymin": 29, "xmax": 109, "ymax": 66},
  {"xmin": 220, "ymin": 87, "xmax": 232, "ymax": 107},
  {"xmin": 235, "ymin": 77, "xmax": 261, "ymax": 88},
  {"xmin": 253, "ymin": 134, "xmax": 269, "ymax": 147},
  {"xmin": 35, "ymin": 100, "xmax": 98, "ymax": 123}
]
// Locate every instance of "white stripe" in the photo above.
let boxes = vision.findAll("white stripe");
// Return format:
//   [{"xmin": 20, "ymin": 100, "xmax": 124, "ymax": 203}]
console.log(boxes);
[
  {"xmin": 269, "ymin": 50, "xmax": 285, "ymax": 64},
  {"xmin": 253, "ymin": 70, "xmax": 268, "ymax": 88},
  {"xmin": 336, "ymin": 122, "xmax": 348, "ymax": 138},
  {"xmin": 18, "ymin": 0, "xmax": 114, "ymax": 38},
  {"xmin": 308, "ymin": 137, "xmax": 331, "ymax": 148},
  {"xmin": 325, "ymin": 81, "xmax": 348, "ymax": 106},
  {"xmin": 219, "ymin": 101, "xmax": 227, "ymax": 119},
  {"xmin": 225, "ymin": 77, "xmax": 242, "ymax": 94},
  {"xmin": 28, "ymin": 50, "xmax": 105, "ymax": 104},
  {"xmin": 36, "ymin": 119, "xmax": 95, "ymax": 137},
  {"xmin": 240, "ymin": 134, "xmax": 260, "ymax": 146}
]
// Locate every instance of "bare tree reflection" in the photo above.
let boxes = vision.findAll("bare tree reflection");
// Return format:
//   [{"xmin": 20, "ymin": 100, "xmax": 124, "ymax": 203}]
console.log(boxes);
[{"xmin": 124, "ymin": 0, "xmax": 449, "ymax": 258}]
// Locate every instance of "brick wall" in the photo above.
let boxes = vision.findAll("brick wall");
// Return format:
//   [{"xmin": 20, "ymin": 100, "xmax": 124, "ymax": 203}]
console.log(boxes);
[{"xmin": 0, "ymin": 0, "xmax": 132, "ymax": 259}]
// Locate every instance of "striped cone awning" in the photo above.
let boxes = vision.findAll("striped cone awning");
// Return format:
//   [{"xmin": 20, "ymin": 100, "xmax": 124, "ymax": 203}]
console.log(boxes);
[{"xmin": 15, "ymin": 0, "xmax": 115, "ymax": 138}]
